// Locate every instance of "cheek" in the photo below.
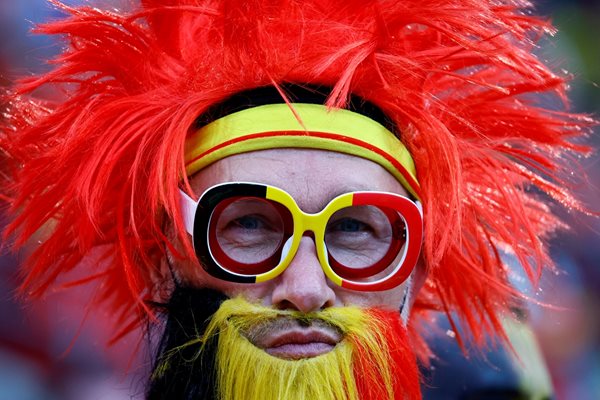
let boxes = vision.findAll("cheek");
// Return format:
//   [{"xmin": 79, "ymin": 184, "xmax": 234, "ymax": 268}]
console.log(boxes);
[
  {"xmin": 331, "ymin": 282, "xmax": 408, "ymax": 310},
  {"xmin": 175, "ymin": 257, "xmax": 275, "ymax": 302}
]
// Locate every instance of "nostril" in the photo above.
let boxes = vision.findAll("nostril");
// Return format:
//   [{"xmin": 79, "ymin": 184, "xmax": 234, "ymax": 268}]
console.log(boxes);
[
  {"xmin": 274, "ymin": 299, "xmax": 296, "ymax": 311},
  {"xmin": 322, "ymin": 296, "xmax": 335, "ymax": 309}
]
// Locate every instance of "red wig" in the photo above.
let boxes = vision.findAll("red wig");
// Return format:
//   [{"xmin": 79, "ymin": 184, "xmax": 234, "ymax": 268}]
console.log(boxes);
[{"xmin": 1, "ymin": 0, "xmax": 594, "ymax": 346}]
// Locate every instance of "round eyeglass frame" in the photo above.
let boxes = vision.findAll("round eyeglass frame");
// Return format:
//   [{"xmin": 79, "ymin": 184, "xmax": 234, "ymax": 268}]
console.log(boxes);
[{"xmin": 179, "ymin": 182, "xmax": 423, "ymax": 291}]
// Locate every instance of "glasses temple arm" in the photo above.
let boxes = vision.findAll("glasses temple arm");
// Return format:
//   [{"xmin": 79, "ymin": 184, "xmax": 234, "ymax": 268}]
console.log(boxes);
[
  {"xmin": 415, "ymin": 200, "xmax": 423, "ymax": 217},
  {"xmin": 179, "ymin": 189, "xmax": 197, "ymax": 235}
]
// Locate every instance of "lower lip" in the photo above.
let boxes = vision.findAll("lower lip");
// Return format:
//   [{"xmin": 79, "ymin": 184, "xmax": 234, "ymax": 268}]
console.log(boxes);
[{"xmin": 266, "ymin": 342, "xmax": 336, "ymax": 360}]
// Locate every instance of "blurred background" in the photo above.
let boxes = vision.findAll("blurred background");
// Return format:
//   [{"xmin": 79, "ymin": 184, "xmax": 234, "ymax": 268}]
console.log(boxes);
[{"xmin": 1, "ymin": 1, "xmax": 598, "ymax": 399}]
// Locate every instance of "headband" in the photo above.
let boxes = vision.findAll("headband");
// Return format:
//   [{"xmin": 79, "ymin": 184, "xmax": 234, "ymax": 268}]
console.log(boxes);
[{"xmin": 184, "ymin": 103, "xmax": 421, "ymax": 199}]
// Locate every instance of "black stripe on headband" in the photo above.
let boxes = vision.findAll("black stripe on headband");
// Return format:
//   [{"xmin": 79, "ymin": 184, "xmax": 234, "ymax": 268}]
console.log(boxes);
[{"xmin": 194, "ymin": 84, "xmax": 397, "ymax": 133}]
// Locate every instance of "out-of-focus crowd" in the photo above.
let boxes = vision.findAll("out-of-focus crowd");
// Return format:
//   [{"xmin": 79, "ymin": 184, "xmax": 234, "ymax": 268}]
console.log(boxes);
[{"xmin": 1, "ymin": 1, "xmax": 598, "ymax": 399}]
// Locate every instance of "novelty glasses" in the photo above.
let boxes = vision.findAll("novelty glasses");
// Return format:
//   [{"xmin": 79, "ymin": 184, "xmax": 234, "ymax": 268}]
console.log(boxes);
[{"xmin": 180, "ymin": 182, "xmax": 423, "ymax": 291}]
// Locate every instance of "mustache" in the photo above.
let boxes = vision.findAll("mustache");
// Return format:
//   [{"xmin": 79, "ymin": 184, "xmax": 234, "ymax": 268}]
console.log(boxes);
[
  {"xmin": 218, "ymin": 304, "xmax": 348, "ymax": 338},
  {"xmin": 242, "ymin": 314, "xmax": 342, "ymax": 340},
  {"xmin": 208, "ymin": 298, "xmax": 367, "ymax": 332}
]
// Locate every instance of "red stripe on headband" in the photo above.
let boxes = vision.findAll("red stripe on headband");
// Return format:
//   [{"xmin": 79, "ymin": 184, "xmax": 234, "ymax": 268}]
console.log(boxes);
[{"xmin": 186, "ymin": 130, "xmax": 421, "ymax": 198}]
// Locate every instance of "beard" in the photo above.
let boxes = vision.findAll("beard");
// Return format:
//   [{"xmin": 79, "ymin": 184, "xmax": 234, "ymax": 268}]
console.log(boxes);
[{"xmin": 147, "ymin": 287, "xmax": 421, "ymax": 400}]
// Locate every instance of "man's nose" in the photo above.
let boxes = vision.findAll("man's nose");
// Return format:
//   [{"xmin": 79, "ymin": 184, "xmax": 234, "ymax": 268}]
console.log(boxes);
[{"xmin": 270, "ymin": 236, "xmax": 336, "ymax": 313}]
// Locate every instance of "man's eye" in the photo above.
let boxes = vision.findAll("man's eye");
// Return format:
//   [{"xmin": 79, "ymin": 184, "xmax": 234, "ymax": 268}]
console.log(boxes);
[
  {"xmin": 231, "ymin": 215, "xmax": 266, "ymax": 230},
  {"xmin": 329, "ymin": 218, "xmax": 371, "ymax": 233}
]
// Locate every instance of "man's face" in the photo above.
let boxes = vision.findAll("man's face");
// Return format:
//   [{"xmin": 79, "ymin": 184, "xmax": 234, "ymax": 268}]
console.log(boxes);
[
  {"xmin": 174, "ymin": 148, "xmax": 413, "ymax": 357},
  {"xmin": 151, "ymin": 148, "xmax": 422, "ymax": 400}
]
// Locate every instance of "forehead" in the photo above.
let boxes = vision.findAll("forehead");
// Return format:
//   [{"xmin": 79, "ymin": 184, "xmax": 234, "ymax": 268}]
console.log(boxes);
[{"xmin": 189, "ymin": 149, "xmax": 409, "ymax": 212}]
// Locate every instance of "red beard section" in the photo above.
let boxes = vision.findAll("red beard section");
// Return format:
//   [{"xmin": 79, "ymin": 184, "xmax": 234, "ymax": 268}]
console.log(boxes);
[{"xmin": 353, "ymin": 309, "xmax": 422, "ymax": 400}]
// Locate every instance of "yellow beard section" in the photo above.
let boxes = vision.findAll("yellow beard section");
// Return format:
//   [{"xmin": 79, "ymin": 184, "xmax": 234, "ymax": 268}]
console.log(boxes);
[{"xmin": 202, "ymin": 298, "xmax": 396, "ymax": 400}]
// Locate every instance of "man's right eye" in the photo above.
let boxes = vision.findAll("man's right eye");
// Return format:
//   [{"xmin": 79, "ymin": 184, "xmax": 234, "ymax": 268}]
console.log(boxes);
[{"xmin": 231, "ymin": 215, "xmax": 265, "ymax": 230}]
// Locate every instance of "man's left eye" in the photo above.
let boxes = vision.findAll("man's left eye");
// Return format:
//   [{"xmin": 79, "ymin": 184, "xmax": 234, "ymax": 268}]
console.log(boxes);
[{"xmin": 329, "ymin": 218, "xmax": 371, "ymax": 233}]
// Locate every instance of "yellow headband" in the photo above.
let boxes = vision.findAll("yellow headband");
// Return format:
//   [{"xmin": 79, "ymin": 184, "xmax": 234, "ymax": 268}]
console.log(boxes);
[{"xmin": 185, "ymin": 103, "xmax": 420, "ymax": 199}]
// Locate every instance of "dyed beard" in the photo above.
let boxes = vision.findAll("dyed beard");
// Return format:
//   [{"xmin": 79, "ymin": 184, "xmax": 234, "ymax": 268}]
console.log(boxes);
[{"xmin": 147, "ymin": 287, "xmax": 421, "ymax": 400}]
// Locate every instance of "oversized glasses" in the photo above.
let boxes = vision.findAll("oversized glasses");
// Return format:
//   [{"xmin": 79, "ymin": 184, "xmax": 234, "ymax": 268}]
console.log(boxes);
[{"xmin": 180, "ymin": 182, "xmax": 423, "ymax": 291}]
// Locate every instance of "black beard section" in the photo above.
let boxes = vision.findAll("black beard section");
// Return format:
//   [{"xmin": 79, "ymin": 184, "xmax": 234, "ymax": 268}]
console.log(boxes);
[{"xmin": 146, "ymin": 287, "xmax": 228, "ymax": 400}]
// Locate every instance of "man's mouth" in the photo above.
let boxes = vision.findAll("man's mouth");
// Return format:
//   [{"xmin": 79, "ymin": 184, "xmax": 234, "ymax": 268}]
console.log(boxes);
[{"xmin": 253, "ymin": 327, "xmax": 342, "ymax": 360}]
